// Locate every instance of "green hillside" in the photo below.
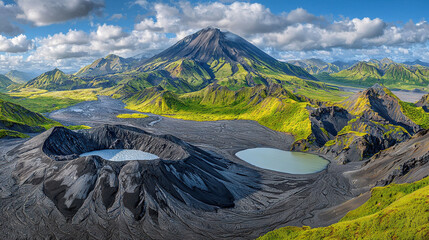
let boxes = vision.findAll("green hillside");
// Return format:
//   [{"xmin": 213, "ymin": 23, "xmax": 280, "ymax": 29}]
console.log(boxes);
[
  {"xmin": 259, "ymin": 176, "xmax": 429, "ymax": 240},
  {"xmin": 5, "ymin": 70, "xmax": 36, "ymax": 83},
  {"xmin": 125, "ymin": 84, "xmax": 324, "ymax": 140},
  {"xmin": 24, "ymin": 69, "xmax": 87, "ymax": 90},
  {"xmin": 0, "ymin": 98, "xmax": 61, "ymax": 138}
]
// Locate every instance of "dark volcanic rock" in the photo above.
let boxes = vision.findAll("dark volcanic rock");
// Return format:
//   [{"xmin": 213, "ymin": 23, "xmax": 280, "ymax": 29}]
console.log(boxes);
[
  {"xmin": 4, "ymin": 124, "xmax": 330, "ymax": 239},
  {"xmin": 346, "ymin": 129, "xmax": 429, "ymax": 192},
  {"xmin": 342, "ymin": 84, "xmax": 421, "ymax": 134},
  {"xmin": 293, "ymin": 85, "xmax": 419, "ymax": 163},
  {"xmin": 308, "ymin": 106, "xmax": 352, "ymax": 146},
  {"xmin": 416, "ymin": 94, "xmax": 429, "ymax": 112},
  {"xmin": 13, "ymin": 125, "xmax": 235, "ymax": 220}
]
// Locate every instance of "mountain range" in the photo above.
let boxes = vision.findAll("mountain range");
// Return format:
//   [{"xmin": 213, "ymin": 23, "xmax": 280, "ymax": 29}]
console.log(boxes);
[
  {"xmin": 316, "ymin": 58, "xmax": 429, "ymax": 89},
  {"xmin": 288, "ymin": 58, "xmax": 355, "ymax": 74},
  {"xmin": 18, "ymin": 27, "xmax": 321, "ymax": 99}
]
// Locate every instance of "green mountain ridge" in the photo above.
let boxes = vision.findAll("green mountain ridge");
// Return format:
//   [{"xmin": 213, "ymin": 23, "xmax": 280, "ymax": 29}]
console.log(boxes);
[
  {"xmin": 318, "ymin": 58, "xmax": 429, "ymax": 89},
  {"xmin": 24, "ymin": 69, "xmax": 87, "ymax": 91},
  {"xmin": 288, "ymin": 58, "xmax": 343, "ymax": 74}
]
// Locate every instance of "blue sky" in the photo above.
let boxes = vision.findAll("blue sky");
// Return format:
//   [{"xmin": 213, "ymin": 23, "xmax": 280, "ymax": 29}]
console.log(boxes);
[{"xmin": 0, "ymin": 0, "xmax": 428, "ymax": 73}]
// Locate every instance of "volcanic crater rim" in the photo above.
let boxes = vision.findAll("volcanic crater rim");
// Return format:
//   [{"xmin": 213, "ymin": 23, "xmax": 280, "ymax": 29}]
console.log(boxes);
[{"xmin": 41, "ymin": 125, "xmax": 191, "ymax": 162}]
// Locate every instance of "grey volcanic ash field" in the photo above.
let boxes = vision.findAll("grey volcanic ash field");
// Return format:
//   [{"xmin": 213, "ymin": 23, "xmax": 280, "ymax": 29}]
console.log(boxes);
[{"xmin": 1, "ymin": 96, "xmax": 429, "ymax": 239}]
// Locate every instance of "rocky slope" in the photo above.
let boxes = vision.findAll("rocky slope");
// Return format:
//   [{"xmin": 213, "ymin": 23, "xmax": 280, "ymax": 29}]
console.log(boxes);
[
  {"xmin": 293, "ymin": 84, "xmax": 422, "ymax": 163},
  {"xmin": 0, "ymin": 74, "xmax": 14, "ymax": 91},
  {"xmin": 288, "ymin": 58, "xmax": 343, "ymax": 74},
  {"xmin": 416, "ymin": 94, "xmax": 429, "ymax": 112}
]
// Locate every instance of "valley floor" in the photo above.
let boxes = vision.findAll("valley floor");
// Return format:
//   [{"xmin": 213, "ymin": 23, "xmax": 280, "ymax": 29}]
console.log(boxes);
[{"xmin": 0, "ymin": 96, "xmax": 419, "ymax": 239}]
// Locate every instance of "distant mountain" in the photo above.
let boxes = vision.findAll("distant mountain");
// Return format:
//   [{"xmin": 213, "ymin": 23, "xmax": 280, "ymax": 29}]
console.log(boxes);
[
  {"xmin": 403, "ymin": 60, "xmax": 429, "ymax": 68},
  {"xmin": 75, "ymin": 54, "xmax": 135, "ymax": 77},
  {"xmin": 0, "ymin": 74, "xmax": 14, "ymax": 91},
  {"xmin": 288, "ymin": 59, "xmax": 358, "ymax": 75},
  {"xmin": 134, "ymin": 27, "xmax": 315, "ymax": 90},
  {"xmin": 0, "ymin": 98, "xmax": 60, "ymax": 138},
  {"xmin": 5, "ymin": 70, "xmax": 37, "ymax": 83},
  {"xmin": 331, "ymin": 60, "xmax": 357, "ymax": 70},
  {"xmin": 24, "ymin": 68, "xmax": 87, "ymax": 90},
  {"xmin": 288, "ymin": 58, "xmax": 341, "ymax": 74},
  {"xmin": 319, "ymin": 58, "xmax": 429, "ymax": 88}
]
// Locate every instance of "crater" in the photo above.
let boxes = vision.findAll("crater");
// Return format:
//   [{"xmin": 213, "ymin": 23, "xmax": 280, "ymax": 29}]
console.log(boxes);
[{"xmin": 80, "ymin": 149, "xmax": 159, "ymax": 161}]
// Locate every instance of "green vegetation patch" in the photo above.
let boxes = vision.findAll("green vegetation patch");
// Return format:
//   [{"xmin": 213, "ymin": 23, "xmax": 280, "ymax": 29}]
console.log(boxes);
[
  {"xmin": 258, "ymin": 176, "xmax": 429, "ymax": 240},
  {"xmin": 66, "ymin": 125, "xmax": 92, "ymax": 130},
  {"xmin": 117, "ymin": 113, "xmax": 149, "ymax": 119},
  {"xmin": 399, "ymin": 101, "xmax": 429, "ymax": 129},
  {"xmin": 7, "ymin": 88, "xmax": 100, "ymax": 113},
  {"xmin": 0, "ymin": 129, "xmax": 29, "ymax": 139}
]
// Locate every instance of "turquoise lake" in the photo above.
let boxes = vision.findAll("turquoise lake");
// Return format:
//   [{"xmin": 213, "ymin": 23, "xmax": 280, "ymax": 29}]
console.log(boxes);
[{"xmin": 235, "ymin": 148, "xmax": 329, "ymax": 174}]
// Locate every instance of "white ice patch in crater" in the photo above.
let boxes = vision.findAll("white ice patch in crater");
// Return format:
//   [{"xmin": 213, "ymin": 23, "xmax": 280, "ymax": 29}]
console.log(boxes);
[{"xmin": 80, "ymin": 149, "xmax": 159, "ymax": 161}]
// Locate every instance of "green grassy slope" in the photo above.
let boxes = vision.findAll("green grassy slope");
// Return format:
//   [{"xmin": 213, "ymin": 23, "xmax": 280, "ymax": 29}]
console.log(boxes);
[
  {"xmin": 6, "ymin": 88, "xmax": 99, "ymax": 113},
  {"xmin": 0, "ymin": 98, "xmax": 61, "ymax": 137},
  {"xmin": 259, "ymin": 176, "xmax": 429, "ymax": 240},
  {"xmin": 24, "ymin": 69, "xmax": 87, "ymax": 91}
]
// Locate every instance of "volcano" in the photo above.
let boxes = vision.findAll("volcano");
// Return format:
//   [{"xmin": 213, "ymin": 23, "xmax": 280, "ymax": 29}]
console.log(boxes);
[{"xmin": 134, "ymin": 27, "xmax": 315, "ymax": 89}]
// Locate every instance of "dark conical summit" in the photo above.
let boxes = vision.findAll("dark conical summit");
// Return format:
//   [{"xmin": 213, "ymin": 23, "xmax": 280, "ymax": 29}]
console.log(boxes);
[{"xmin": 147, "ymin": 27, "xmax": 278, "ymax": 64}]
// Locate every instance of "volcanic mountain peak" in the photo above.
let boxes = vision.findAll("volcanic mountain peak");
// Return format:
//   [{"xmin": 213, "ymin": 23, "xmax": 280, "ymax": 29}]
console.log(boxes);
[{"xmin": 143, "ymin": 27, "xmax": 286, "ymax": 68}]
